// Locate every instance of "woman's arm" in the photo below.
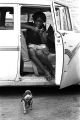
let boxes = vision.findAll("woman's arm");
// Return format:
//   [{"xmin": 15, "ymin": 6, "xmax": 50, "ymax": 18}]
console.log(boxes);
[{"xmin": 21, "ymin": 23, "xmax": 36, "ymax": 31}]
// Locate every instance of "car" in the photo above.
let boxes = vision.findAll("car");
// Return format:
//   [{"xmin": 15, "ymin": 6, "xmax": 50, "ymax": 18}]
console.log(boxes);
[{"xmin": 0, "ymin": 0, "xmax": 80, "ymax": 88}]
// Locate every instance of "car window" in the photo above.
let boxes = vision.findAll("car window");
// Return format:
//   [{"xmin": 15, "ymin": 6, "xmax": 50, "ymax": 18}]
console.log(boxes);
[
  {"xmin": 20, "ymin": 5, "xmax": 54, "ymax": 31},
  {"xmin": 0, "ymin": 7, "xmax": 14, "ymax": 30},
  {"xmin": 54, "ymin": 3, "xmax": 72, "ymax": 31}
]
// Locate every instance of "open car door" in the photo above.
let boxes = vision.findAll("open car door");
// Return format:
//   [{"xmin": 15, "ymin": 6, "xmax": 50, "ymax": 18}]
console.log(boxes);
[
  {"xmin": 51, "ymin": 2, "xmax": 64, "ymax": 86},
  {"xmin": 0, "ymin": 4, "xmax": 19, "ymax": 81},
  {"xmin": 54, "ymin": 2, "xmax": 80, "ymax": 88}
]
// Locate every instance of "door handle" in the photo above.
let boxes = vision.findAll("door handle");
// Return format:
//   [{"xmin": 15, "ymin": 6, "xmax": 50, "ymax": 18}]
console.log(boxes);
[{"xmin": 62, "ymin": 33, "xmax": 67, "ymax": 36}]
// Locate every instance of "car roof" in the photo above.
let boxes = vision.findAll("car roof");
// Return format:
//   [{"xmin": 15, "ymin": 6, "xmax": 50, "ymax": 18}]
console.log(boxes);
[{"xmin": 0, "ymin": 0, "xmax": 52, "ymax": 6}]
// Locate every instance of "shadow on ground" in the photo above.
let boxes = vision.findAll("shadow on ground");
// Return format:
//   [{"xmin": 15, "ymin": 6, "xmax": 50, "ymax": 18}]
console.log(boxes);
[
  {"xmin": 0, "ymin": 85, "xmax": 80, "ymax": 120},
  {"xmin": 0, "ymin": 84, "xmax": 80, "ymax": 96}
]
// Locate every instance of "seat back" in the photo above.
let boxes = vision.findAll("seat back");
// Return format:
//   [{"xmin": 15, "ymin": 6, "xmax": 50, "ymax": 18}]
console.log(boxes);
[{"xmin": 21, "ymin": 31, "xmax": 30, "ymax": 62}]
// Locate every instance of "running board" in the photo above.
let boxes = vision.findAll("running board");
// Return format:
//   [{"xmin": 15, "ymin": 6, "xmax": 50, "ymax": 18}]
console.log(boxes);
[{"xmin": 0, "ymin": 76, "xmax": 55, "ymax": 86}]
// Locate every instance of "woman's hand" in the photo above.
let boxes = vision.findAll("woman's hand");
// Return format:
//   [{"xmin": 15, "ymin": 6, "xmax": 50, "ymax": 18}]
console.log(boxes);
[{"xmin": 39, "ymin": 31, "xmax": 48, "ymax": 43}]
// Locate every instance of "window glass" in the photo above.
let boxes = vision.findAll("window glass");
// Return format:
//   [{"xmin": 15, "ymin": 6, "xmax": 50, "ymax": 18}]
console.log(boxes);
[
  {"xmin": 55, "ymin": 3, "xmax": 72, "ymax": 31},
  {"xmin": 55, "ymin": 7, "xmax": 61, "ymax": 30},
  {"xmin": 0, "ymin": 7, "xmax": 14, "ymax": 30}
]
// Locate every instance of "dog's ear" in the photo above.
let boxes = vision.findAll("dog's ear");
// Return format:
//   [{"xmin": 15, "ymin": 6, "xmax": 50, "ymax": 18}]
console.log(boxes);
[{"xmin": 21, "ymin": 92, "xmax": 26, "ymax": 101}]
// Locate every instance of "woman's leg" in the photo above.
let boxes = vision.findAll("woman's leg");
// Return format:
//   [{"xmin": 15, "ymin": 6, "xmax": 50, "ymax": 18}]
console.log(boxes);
[
  {"xmin": 36, "ymin": 50, "xmax": 54, "ymax": 76},
  {"xmin": 48, "ymin": 53, "xmax": 56, "ymax": 65},
  {"xmin": 28, "ymin": 48, "xmax": 52, "ymax": 80}
]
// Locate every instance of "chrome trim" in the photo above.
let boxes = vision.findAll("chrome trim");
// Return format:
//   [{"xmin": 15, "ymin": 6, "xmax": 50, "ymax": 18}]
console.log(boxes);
[{"xmin": 0, "ymin": 47, "xmax": 19, "ymax": 51}]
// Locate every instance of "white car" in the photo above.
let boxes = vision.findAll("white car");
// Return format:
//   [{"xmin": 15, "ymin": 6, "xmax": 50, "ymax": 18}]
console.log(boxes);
[{"xmin": 0, "ymin": 0, "xmax": 80, "ymax": 89}]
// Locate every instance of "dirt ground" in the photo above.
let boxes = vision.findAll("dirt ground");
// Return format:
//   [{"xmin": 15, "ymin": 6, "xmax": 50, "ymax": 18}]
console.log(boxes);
[{"xmin": 0, "ymin": 86, "xmax": 80, "ymax": 120}]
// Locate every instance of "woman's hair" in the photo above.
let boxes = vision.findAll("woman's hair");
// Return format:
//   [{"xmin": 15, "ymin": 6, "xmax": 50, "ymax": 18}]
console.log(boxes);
[{"xmin": 32, "ymin": 11, "xmax": 46, "ymax": 22}]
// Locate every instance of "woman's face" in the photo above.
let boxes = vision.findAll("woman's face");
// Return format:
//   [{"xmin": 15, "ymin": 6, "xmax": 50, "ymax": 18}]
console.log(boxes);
[{"xmin": 34, "ymin": 17, "xmax": 44, "ymax": 29}]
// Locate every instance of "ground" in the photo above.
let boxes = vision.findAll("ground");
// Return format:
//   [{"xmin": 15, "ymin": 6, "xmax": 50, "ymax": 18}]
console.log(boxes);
[{"xmin": 0, "ymin": 85, "xmax": 80, "ymax": 120}]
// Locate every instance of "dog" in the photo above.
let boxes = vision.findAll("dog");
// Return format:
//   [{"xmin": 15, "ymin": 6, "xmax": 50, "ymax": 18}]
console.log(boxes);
[{"xmin": 21, "ymin": 90, "xmax": 33, "ymax": 114}]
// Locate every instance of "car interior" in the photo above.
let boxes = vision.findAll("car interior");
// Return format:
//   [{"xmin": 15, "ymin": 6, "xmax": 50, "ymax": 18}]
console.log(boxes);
[{"xmin": 20, "ymin": 5, "xmax": 56, "ymax": 80}]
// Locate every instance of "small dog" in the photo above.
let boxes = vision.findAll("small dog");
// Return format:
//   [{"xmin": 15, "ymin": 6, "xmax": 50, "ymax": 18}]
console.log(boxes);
[{"xmin": 21, "ymin": 90, "xmax": 33, "ymax": 114}]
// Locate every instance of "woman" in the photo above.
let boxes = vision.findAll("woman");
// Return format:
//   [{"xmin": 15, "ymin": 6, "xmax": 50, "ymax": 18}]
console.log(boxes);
[{"xmin": 22, "ymin": 11, "xmax": 54, "ymax": 81}]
